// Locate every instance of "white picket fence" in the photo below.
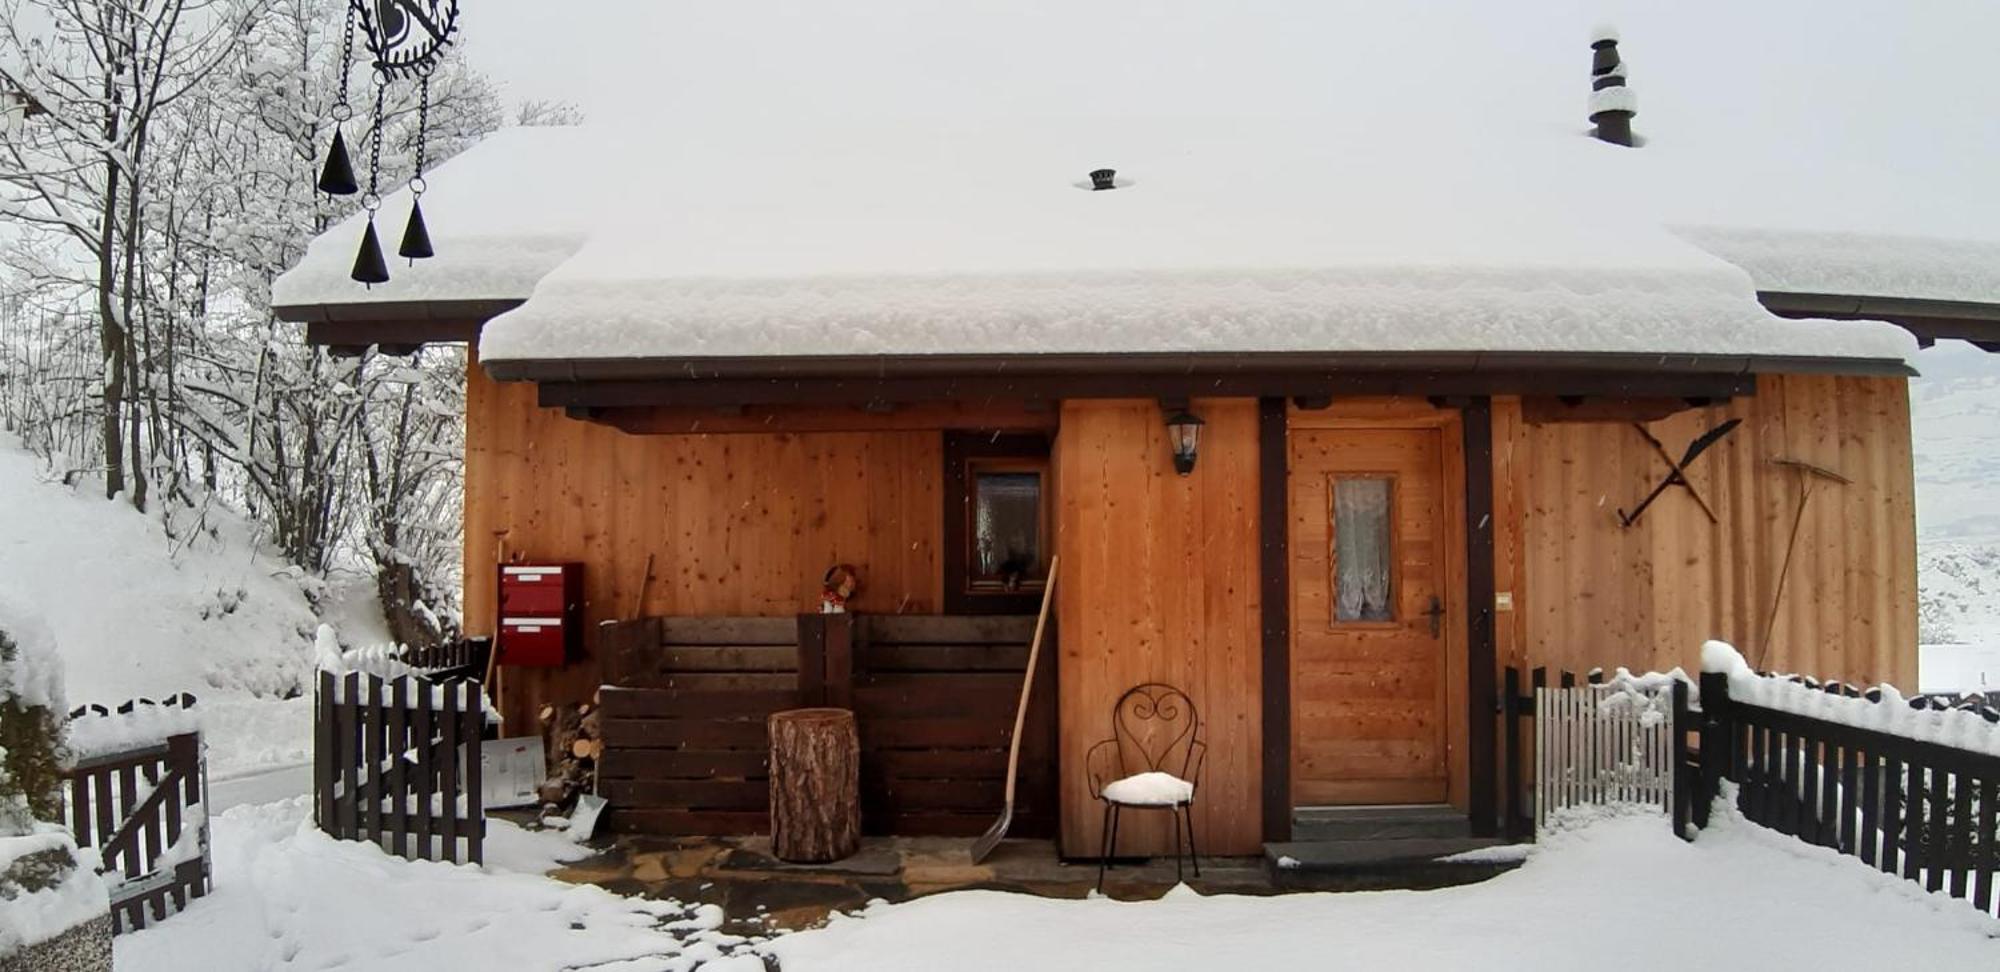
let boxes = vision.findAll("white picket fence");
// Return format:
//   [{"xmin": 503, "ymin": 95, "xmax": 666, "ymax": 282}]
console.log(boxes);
[{"xmin": 1534, "ymin": 680, "xmax": 1680, "ymax": 831}]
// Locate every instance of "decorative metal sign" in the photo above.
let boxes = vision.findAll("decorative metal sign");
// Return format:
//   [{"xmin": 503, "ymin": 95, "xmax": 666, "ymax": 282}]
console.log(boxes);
[{"xmin": 316, "ymin": 0, "xmax": 461, "ymax": 287}]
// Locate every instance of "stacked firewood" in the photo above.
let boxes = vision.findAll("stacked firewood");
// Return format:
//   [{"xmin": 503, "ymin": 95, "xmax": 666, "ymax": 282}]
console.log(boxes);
[{"xmin": 537, "ymin": 695, "xmax": 602, "ymax": 811}]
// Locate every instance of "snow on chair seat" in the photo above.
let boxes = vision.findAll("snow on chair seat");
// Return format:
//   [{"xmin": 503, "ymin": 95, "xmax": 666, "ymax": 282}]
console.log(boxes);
[{"xmin": 1101, "ymin": 770, "xmax": 1195, "ymax": 807}]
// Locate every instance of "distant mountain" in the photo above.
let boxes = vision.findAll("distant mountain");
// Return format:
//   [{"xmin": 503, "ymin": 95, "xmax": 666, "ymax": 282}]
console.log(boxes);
[{"xmin": 1913, "ymin": 341, "xmax": 2000, "ymax": 692}]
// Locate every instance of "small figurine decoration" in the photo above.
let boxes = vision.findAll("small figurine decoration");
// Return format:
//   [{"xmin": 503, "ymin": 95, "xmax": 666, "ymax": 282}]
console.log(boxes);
[
  {"xmin": 820, "ymin": 564, "xmax": 860, "ymax": 614},
  {"xmin": 316, "ymin": 1, "xmax": 460, "ymax": 287}
]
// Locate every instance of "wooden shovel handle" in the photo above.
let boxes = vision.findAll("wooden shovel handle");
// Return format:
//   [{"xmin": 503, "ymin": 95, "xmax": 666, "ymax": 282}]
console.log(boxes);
[{"xmin": 1001, "ymin": 556, "xmax": 1059, "ymax": 804}]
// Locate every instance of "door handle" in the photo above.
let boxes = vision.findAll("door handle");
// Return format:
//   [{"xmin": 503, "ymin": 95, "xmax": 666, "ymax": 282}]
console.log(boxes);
[{"xmin": 1425, "ymin": 596, "xmax": 1445, "ymax": 637}]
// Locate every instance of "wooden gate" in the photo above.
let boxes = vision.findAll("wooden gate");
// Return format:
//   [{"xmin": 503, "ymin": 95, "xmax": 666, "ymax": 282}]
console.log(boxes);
[
  {"xmin": 1534, "ymin": 680, "xmax": 1683, "ymax": 831},
  {"xmin": 314, "ymin": 671, "xmax": 487, "ymax": 864},
  {"xmin": 62, "ymin": 703, "xmax": 209, "ymax": 934}
]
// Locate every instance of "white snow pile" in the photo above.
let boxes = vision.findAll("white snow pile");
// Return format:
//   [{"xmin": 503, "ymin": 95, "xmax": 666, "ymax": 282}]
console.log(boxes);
[
  {"xmin": 1099, "ymin": 771, "xmax": 1194, "ymax": 806},
  {"xmin": 115, "ymin": 798, "xmax": 766, "ymax": 972},
  {"xmin": 65, "ymin": 703, "xmax": 202, "ymax": 760},
  {"xmin": 0, "ymin": 590, "xmax": 61, "ymax": 711},
  {"xmin": 270, "ymin": 0, "xmax": 2000, "ymax": 369},
  {"xmin": 1703, "ymin": 640, "xmax": 2000, "ymax": 758},
  {"xmin": 0, "ymin": 827, "xmax": 110, "ymax": 952},
  {"xmin": 767, "ymin": 810, "xmax": 2000, "ymax": 971}
]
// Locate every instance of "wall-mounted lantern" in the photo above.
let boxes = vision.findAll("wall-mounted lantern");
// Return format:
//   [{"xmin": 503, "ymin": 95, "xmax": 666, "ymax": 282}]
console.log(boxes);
[{"xmin": 1165, "ymin": 408, "xmax": 1205, "ymax": 476}]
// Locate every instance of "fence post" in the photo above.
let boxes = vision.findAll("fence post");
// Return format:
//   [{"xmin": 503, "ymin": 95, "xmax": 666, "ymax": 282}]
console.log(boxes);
[
  {"xmin": 1502, "ymin": 666, "xmax": 1523, "ymax": 840},
  {"xmin": 796, "ymin": 614, "xmax": 828, "ymax": 707},
  {"xmin": 826, "ymin": 613, "xmax": 854, "ymax": 710},
  {"xmin": 1671, "ymin": 679, "xmax": 1692, "ymax": 840},
  {"xmin": 1696, "ymin": 671, "xmax": 1731, "ymax": 829}
]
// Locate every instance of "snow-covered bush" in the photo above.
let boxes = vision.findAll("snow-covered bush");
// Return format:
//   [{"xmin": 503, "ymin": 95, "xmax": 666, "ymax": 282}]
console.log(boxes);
[
  {"xmin": 0, "ymin": 605, "xmax": 64, "ymax": 833},
  {"xmin": 0, "ymin": 599, "xmax": 110, "ymax": 962}
]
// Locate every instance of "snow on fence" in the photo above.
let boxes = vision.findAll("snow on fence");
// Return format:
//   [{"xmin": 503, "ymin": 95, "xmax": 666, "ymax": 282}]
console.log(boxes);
[
  {"xmin": 315, "ymin": 629, "xmax": 493, "ymax": 683},
  {"xmin": 1696, "ymin": 641, "xmax": 2000, "ymax": 919},
  {"xmin": 314, "ymin": 671, "xmax": 486, "ymax": 864},
  {"xmin": 1530, "ymin": 670, "xmax": 1691, "ymax": 834},
  {"xmin": 60, "ymin": 694, "xmax": 210, "ymax": 934}
]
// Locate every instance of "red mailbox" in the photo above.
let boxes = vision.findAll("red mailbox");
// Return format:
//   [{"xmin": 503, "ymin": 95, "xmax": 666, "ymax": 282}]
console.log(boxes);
[{"xmin": 497, "ymin": 563, "xmax": 582, "ymax": 667}]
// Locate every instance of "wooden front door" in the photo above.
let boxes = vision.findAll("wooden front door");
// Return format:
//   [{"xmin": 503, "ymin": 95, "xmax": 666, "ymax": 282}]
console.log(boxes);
[{"xmin": 1289, "ymin": 427, "xmax": 1450, "ymax": 805}]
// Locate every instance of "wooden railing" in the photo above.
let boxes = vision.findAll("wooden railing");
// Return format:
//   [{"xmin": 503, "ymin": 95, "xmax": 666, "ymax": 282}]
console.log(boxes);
[
  {"xmin": 314, "ymin": 671, "xmax": 486, "ymax": 864},
  {"xmin": 595, "ymin": 613, "xmax": 1054, "ymax": 837},
  {"xmin": 1698, "ymin": 671, "xmax": 2000, "ymax": 919}
]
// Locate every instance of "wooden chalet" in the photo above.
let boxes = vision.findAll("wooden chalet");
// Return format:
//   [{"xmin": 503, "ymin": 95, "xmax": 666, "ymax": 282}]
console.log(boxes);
[{"xmin": 271, "ymin": 5, "xmax": 2000, "ymax": 857}]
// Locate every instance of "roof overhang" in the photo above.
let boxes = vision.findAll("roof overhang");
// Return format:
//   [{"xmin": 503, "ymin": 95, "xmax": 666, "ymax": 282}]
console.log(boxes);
[
  {"xmin": 492, "ymin": 350, "xmax": 1912, "ymax": 410},
  {"xmin": 274, "ymin": 298, "xmax": 521, "ymax": 353},
  {"xmin": 1759, "ymin": 292, "xmax": 2000, "ymax": 351}
]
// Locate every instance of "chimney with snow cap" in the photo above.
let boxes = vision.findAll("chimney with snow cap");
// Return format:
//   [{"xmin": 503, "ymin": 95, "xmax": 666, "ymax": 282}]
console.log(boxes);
[{"xmin": 1588, "ymin": 27, "xmax": 1637, "ymax": 146}]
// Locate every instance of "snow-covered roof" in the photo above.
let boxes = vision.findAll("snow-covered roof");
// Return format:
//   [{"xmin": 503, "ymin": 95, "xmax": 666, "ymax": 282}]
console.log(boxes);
[{"xmin": 274, "ymin": 0, "xmax": 2000, "ymax": 369}]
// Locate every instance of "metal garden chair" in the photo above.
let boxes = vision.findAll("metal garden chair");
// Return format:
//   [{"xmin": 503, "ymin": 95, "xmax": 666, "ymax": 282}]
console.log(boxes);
[{"xmin": 1085, "ymin": 682, "xmax": 1206, "ymax": 890}]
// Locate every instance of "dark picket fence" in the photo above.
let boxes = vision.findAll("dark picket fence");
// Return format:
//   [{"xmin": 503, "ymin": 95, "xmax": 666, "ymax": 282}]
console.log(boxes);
[
  {"xmin": 1696, "ymin": 671, "xmax": 2000, "ymax": 919},
  {"xmin": 314, "ymin": 671, "xmax": 486, "ymax": 864},
  {"xmin": 61, "ymin": 694, "xmax": 210, "ymax": 934}
]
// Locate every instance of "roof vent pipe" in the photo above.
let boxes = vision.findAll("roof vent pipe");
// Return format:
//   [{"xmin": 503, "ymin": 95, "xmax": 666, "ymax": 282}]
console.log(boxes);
[
  {"xmin": 1588, "ymin": 28, "xmax": 1637, "ymax": 147},
  {"xmin": 1090, "ymin": 168, "xmax": 1117, "ymax": 191}
]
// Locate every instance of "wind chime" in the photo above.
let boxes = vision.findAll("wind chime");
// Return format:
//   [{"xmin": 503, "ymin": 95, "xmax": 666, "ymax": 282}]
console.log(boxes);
[{"xmin": 315, "ymin": 1, "xmax": 460, "ymax": 286}]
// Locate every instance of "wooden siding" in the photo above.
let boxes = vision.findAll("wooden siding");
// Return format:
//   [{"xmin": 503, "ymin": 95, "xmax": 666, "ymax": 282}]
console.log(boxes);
[
  {"xmin": 1511, "ymin": 374, "xmax": 1917, "ymax": 687},
  {"xmin": 464, "ymin": 354, "xmax": 947, "ymax": 731},
  {"xmin": 1054, "ymin": 399, "xmax": 1264, "ymax": 856}
]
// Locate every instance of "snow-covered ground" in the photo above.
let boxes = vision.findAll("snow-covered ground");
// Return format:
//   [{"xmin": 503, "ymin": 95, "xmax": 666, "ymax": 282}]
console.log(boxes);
[
  {"xmin": 770, "ymin": 810, "xmax": 2000, "ymax": 971},
  {"xmin": 0, "ymin": 439, "xmax": 379, "ymax": 781},
  {"xmin": 116, "ymin": 798, "xmax": 765, "ymax": 972}
]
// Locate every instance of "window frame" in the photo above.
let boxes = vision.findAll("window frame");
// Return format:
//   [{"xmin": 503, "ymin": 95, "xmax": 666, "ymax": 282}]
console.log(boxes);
[{"xmin": 943, "ymin": 431, "xmax": 1053, "ymax": 615}]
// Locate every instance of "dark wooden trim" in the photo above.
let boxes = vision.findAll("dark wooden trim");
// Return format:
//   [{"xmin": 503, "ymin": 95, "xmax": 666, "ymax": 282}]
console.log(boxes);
[
  {"xmin": 279, "ymin": 297, "xmax": 520, "ymax": 324},
  {"xmin": 1461, "ymin": 397, "xmax": 1499, "ymax": 837},
  {"xmin": 1257, "ymin": 397, "xmax": 1292, "ymax": 843},
  {"xmin": 1759, "ymin": 290, "xmax": 2000, "ymax": 349},
  {"xmin": 942, "ymin": 431, "xmax": 1054, "ymax": 615},
  {"xmin": 529, "ymin": 369, "xmax": 1777, "ymax": 410},
  {"xmin": 492, "ymin": 348, "xmax": 1909, "ymax": 384}
]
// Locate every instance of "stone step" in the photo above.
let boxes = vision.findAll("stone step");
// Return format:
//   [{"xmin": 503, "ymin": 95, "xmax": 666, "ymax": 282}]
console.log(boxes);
[
  {"xmin": 1291, "ymin": 804, "xmax": 1471, "ymax": 841},
  {"xmin": 1263, "ymin": 836, "xmax": 1529, "ymax": 891}
]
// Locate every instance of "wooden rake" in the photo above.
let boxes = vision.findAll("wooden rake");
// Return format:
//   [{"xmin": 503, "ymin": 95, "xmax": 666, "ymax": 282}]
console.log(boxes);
[{"xmin": 1756, "ymin": 457, "xmax": 1852, "ymax": 668}]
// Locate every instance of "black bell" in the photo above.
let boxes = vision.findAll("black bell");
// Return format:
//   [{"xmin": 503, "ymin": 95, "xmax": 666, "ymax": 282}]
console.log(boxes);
[
  {"xmin": 317, "ymin": 127, "xmax": 358, "ymax": 196},
  {"xmin": 350, "ymin": 219, "xmax": 390, "ymax": 286},
  {"xmin": 397, "ymin": 198, "xmax": 434, "ymax": 262}
]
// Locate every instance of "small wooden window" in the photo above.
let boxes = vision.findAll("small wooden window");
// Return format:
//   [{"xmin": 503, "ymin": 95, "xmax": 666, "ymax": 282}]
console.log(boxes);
[{"xmin": 945, "ymin": 432, "xmax": 1051, "ymax": 614}]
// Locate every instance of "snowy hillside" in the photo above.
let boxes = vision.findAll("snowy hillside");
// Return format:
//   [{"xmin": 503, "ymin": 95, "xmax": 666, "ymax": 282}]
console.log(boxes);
[
  {"xmin": 1914, "ymin": 342, "xmax": 2000, "ymax": 692},
  {"xmin": 0, "ymin": 438, "xmax": 377, "ymax": 777}
]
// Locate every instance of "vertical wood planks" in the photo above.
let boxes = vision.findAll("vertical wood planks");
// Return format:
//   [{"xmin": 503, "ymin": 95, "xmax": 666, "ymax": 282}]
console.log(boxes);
[{"xmin": 1517, "ymin": 375, "xmax": 1915, "ymax": 688}]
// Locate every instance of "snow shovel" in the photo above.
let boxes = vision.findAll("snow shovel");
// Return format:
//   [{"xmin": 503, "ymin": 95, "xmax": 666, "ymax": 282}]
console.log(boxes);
[{"xmin": 970, "ymin": 555, "xmax": 1059, "ymax": 864}]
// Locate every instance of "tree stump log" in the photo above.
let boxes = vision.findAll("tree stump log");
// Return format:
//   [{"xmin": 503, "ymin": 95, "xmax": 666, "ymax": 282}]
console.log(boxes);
[{"xmin": 768, "ymin": 707, "xmax": 861, "ymax": 862}]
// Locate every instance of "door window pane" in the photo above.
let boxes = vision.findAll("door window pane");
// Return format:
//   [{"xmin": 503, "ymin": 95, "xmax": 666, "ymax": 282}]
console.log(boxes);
[
  {"xmin": 1333, "ymin": 478, "xmax": 1393, "ymax": 622},
  {"xmin": 973, "ymin": 471, "xmax": 1042, "ymax": 585}
]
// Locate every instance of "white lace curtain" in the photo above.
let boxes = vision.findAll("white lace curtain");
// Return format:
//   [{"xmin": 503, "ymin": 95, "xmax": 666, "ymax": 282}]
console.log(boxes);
[{"xmin": 1334, "ymin": 478, "xmax": 1393, "ymax": 621}]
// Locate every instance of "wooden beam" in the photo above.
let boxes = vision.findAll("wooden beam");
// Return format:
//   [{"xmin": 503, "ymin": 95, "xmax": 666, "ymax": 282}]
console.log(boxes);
[
  {"xmin": 533, "ymin": 371, "xmax": 1759, "ymax": 410},
  {"xmin": 1462, "ymin": 397, "xmax": 1499, "ymax": 837},
  {"xmin": 1520, "ymin": 396, "xmax": 1725, "ymax": 425},
  {"xmin": 1257, "ymin": 397, "xmax": 1292, "ymax": 843},
  {"xmin": 584, "ymin": 400, "xmax": 1059, "ymax": 435},
  {"xmin": 303, "ymin": 318, "xmax": 485, "ymax": 347}
]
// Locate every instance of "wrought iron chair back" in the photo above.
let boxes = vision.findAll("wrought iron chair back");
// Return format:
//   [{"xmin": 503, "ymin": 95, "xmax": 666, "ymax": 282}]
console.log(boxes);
[{"xmin": 1086, "ymin": 682, "xmax": 1206, "ymax": 799}]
